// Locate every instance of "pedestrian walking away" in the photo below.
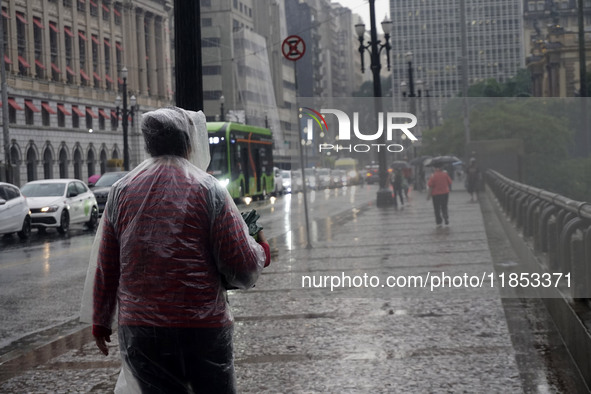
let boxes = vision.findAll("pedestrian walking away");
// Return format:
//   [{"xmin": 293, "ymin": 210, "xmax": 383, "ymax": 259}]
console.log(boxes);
[
  {"xmin": 391, "ymin": 168, "xmax": 405, "ymax": 206},
  {"xmin": 466, "ymin": 157, "xmax": 481, "ymax": 202},
  {"xmin": 427, "ymin": 164, "xmax": 453, "ymax": 227},
  {"xmin": 80, "ymin": 106, "xmax": 271, "ymax": 393}
]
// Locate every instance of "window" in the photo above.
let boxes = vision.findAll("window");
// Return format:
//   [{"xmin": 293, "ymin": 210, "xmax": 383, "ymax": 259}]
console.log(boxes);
[
  {"xmin": 202, "ymin": 37, "xmax": 220, "ymax": 47},
  {"xmin": 92, "ymin": 35, "xmax": 100, "ymax": 88},
  {"xmin": 34, "ymin": 18, "xmax": 45, "ymax": 79},
  {"xmin": 202, "ymin": 18, "xmax": 212, "ymax": 27},
  {"xmin": 50, "ymin": 23, "xmax": 60, "ymax": 82},
  {"xmin": 63, "ymin": 0, "xmax": 72, "ymax": 7},
  {"xmin": 16, "ymin": 13, "xmax": 28, "ymax": 76},
  {"xmin": 79, "ymin": 30, "xmax": 88, "ymax": 86},
  {"xmin": 90, "ymin": 0, "xmax": 98, "ymax": 17},
  {"xmin": 65, "ymin": 27, "xmax": 74, "ymax": 84},
  {"xmin": 57, "ymin": 104, "xmax": 66, "ymax": 127},
  {"xmin": 59, "ymin": 148, "xmax": 68, "ymax": 179},
  {"xmin": 104, "ymin": 40, "xmax": 112, "ymax": 90},
  {"xmin": 99, "ymin": 108, "xmax": 106, "ymax": 130},
  {"xmin": 114, "ymin": 3, "xmax": 122, "ymax": 25},
  {"xmin": 111, "ymin": 109, "xmax": 118, "ymax": 130},
  {"xmin": 86, "ymin": 108, "xmax": 93, "ymax": 130},
  {"xmin": 203, "ymin": 65, "xmax": 221, "ymax": 75},
  {"xmin": 8, "ymin": 98, "xmax": 17, "ymax": 124},
  {"xmin": 72, "ymin": 105, "xmax": 80, "ymax": 128},
  {"xmin": 25, "ymin": 100, "xmax": 38, "ymax": 125},
  {"xmin": 42, "ymin": 102, "xmax": 55, "ymax": 126},
  {"xmin": 77, "ymin": 0, "xmax": 85, "ymax": 12},
  {"xmin": 43, "ymin": 148, "xmax": 53, "ymax": 179},
  {"xmin": 102, "ymin": 0, "xmax": 110, "ymax": 21}
]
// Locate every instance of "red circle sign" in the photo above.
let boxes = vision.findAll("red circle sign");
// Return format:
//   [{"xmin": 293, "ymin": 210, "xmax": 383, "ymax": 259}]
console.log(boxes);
[{"xmin": 282, "ymin": 35, "xmax": 306, "ymax": 61}]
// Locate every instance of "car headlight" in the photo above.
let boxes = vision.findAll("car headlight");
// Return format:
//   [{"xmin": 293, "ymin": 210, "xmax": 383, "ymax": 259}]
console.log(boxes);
[
  {"xmin": 348, "ymin": 171, "xmax": 357, "ymax": 178},
  {"xmin": 40, "ymin": 205, "xmax": 60, "ymax": 213},
  {"xmin": 219, "ymin": 178, "xmax": 230, "ymax": 187}
]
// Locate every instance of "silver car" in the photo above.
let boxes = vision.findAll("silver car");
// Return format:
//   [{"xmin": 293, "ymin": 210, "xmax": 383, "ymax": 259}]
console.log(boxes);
[
  {"xmin": 0, "ymin": 182, "xmax": 31, "ymax": 239},
  {"xmin": 21, "ymin": 179, "xmax": 98, "ymax": 234}
]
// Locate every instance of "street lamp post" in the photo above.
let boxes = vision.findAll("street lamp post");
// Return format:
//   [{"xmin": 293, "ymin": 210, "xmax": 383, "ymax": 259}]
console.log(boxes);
[
  {"xmin": 114, "ymin": 67, "xmax": 136, "ymax": 171},
  {"xmin": 220, "ymin": 95, "xmax": 225, "ymax": 121},
  {"xmin": 355, "ymin": 1, "xmax": 393, "ymax": 207}
]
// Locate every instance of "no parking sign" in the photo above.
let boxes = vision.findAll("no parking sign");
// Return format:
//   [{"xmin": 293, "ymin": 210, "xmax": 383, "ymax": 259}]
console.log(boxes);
[{"xmin": 282, "ymin": 35, "xmax": 306, "ymax": 61}]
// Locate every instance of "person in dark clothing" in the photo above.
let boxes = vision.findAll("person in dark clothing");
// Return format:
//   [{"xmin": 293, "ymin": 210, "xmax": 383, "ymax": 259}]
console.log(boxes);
[
  {"xmin": 391, "ymin": 169, "xmax": 405, "ymax": 205},
  {"xmin": 466, "ymin": 157, "xmax": 481, "ymax": 202}
]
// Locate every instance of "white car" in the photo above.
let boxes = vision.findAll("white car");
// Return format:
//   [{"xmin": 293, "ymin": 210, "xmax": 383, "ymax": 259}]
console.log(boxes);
[
  {"xmin": 21, "ymin": 179, "xmax": 99, "ymax": 234},
  {"xmin": 281, "ymin": 170, "xmax": 292, "ymax": 193},
  {"xmin": 0, "ymin": 182, "xmax": 31, "ymax": 239}
]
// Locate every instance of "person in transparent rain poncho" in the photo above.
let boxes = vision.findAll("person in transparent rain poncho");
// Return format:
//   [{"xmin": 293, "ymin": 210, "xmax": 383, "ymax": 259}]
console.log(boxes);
[{"xmin": 80, "ymin": 107, "xmax": 270, "ymax": 393}]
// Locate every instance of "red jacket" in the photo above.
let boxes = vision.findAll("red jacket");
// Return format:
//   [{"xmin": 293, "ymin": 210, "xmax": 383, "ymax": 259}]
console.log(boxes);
[
  {"xmin": 93, "ymin": 162, "xmax": 269, "ymax": 336},
  {"xmin": 427, "ymin": 170, "xmax": 452, "ymax": 196}
]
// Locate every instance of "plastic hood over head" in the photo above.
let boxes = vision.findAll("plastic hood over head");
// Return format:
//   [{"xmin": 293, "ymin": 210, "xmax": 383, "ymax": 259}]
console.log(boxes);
[{"xmin": 141, "ymin": 106, "xmax": 210, "ymax": 170}]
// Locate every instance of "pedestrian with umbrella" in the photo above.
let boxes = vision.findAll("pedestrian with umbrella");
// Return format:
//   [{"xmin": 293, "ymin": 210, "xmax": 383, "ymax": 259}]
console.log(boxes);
[{"xmin": 427, "ymin": 160, "xmax": 453, "ymax": 227}]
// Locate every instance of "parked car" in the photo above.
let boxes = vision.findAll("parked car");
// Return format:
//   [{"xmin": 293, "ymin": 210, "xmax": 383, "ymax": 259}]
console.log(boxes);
[
  {"xmin": 90, "ymin": 171, "xmax": 130, "ymax": 215},
  {"xmin": 0, "ymin": 182, "xmax": 31, "ymax": 239},
  {"xmin": 20, "ymin": 179, "xmax": 99, "ymax": 234},
  {"xmin": 281, "ymin": 170, "xmax": 292, "ymax": 193}
]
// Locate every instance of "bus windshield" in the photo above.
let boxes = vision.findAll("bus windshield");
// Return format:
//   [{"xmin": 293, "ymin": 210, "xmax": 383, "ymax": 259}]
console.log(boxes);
[{"xmin": 207, "ymin": 140, "xmax": 228, "ymax": 176}]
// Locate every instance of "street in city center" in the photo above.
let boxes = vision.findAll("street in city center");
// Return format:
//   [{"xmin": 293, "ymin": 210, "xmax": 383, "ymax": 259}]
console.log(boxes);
[{"xmin": 0, "ymin": 182, "xmax": 584, "ymax": 392}]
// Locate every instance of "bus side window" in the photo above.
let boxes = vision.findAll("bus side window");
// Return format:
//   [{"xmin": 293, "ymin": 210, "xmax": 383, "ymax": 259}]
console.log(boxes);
[
  {"xmin": 259, "ymin": 147, "xmax": 266, "ymax": 175},
  {"xmin": 232, "ymin": 144, "xmax": 241, "ymax": 176}
]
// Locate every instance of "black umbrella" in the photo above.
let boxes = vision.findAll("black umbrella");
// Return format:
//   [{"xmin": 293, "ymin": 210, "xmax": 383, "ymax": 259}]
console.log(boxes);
[
  {"xmin": 409, "ymin": 155, "xmax": 431, "ymax": 166},
  {"xmin": 391, "ymin": 160, "xmax": 410, "ymax": 169},
  {"xmin": 424, "ymin": 155, "xmax": 461, "ymax": 167}
]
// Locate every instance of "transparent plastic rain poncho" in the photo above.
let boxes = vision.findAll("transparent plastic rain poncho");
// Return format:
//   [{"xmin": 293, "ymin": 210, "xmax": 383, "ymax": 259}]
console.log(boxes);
[{"xmin": 80, "ymin": 107, "xmax": 266, "ymax": 393}]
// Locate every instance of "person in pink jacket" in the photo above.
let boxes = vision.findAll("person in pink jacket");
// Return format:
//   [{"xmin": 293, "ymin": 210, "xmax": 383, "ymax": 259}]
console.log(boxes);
[{"xmin": 427, "ymin": 164, "xmax": 453, "ymax": 227}]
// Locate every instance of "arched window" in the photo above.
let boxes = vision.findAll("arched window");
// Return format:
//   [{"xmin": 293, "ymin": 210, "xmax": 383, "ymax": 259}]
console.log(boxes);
[
  {"xmin": 87, "ymin": 149, "xmax": 96, "ymax": 177},
  {"xmin": 43, "ymin": 148, "xmax": 54, "ymax": 179},
  {"xmin": 100, "ymin": 149, "xmax": 107, "ymax": 174},
  {"xmin": 59, "ymin": 148, "xmax": 68, "ymax": 178},
  {"xmin": 73, "ymin": 148, "xmax": 82, "ymax": 180},
  {"xmin": 26, "ymin": 147, "xmax": 37, "ymax": 182}
]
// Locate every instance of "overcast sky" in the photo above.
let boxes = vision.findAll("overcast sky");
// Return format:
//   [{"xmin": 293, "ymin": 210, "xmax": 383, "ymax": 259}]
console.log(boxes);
[{"xmin": 332, "ymin": 0, "xmax": 390, "ymax": 26}]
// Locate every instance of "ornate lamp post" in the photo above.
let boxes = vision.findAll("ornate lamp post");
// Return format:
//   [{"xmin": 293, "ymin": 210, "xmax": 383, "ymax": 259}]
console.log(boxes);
[
  {"xmin": 219, "ymin": 95, "xmax": 225, "ymax": 121},
  {"xmin": 355, "ymin": 1, "xmax": 393, "ymax": 207},
  {"xmin": 114, "ymin": 67, "xmax": 136, "ymax": 171}
]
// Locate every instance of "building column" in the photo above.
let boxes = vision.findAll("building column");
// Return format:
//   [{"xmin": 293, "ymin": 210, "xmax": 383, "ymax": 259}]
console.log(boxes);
[
  {"xmin": 136, "ymin": 9, "xmax": 148, "ymax": 95},
  {"xmin": 147, "ymin": 14, "xmax": 158, "ymax": 97}
]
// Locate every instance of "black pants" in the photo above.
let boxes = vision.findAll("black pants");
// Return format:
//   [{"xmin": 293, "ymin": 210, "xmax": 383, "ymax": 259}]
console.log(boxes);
[
  {"xmin": 393, "ymin": 186, "xmax": 404, "ymax": 205},
  {"xmin": 432, "ymin": 193, "xmax": 449, "ymax": 225},
  {"xmin": 119, "ymin": 325, "xmax": 235, "ymax": 394}
]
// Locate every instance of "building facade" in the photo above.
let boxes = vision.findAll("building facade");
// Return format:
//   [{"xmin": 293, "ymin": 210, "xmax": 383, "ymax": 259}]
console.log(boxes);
[
  {"xmin": 200, "ymin": 0, "xmax": 298, "ymax": 168},
  {"xmin": 1, "ymin": 0, "xmax": 173, "ymax": 185},
  {"xmin": 389, "ymin": 0, "xmax": 525, "ymax": 118},
  {"xmin": 523, "ymin": 0, "xmax": 591, "ymax": 97}
]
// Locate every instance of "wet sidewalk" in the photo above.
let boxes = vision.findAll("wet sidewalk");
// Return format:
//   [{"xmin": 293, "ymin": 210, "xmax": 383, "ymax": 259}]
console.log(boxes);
[{"xmin": 0, "ymin": 183, "xmax": 586, "ymax": 393}]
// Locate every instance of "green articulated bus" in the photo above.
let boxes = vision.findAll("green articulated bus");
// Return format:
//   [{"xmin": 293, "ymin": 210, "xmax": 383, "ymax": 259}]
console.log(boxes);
[{"xmin": 207, "ymin": 122, "xmax": 274, "ymax": 201}]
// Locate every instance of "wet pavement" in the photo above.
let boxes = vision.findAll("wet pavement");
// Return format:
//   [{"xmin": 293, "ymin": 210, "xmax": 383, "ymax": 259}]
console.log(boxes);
[{"xmin": 0, "ymin": 183, "xmax": 588, "ymax": 393}]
